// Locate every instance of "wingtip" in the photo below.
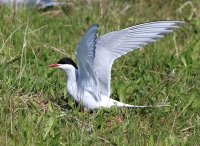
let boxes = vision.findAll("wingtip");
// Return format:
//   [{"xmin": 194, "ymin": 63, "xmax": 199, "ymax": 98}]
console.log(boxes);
[
  {"xmin": 175, "ymin": 21, "xmax": 185, "ymax": 24},
  {"xmin": 91, "ymin": 24, "xmax": 99, "ymax": 28},
  {"xmin": 150, "ymin": 20, "xmax": 185, "ymax": 25},
  {"xmin": 84, "ymin": 24, "xmax": 99, "ymax": 37},
  {"xmin": 89, "ymin": 24, "xmax": 99, "ymax": 28},
  {"xmin": 93, "ymin": 24, "xmax": 99, "ymax": 27}
]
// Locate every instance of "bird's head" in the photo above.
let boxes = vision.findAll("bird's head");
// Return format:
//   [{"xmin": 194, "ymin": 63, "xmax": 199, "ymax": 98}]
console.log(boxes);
[{"xmin": 48, "ymin": 57, "xmax": 78, "ymax": 71}]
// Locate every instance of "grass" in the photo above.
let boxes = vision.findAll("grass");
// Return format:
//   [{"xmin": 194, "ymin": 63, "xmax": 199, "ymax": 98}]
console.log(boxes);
[{"xmin": 0, "ymin": 0, "xmax": 200, "ymax": 145}]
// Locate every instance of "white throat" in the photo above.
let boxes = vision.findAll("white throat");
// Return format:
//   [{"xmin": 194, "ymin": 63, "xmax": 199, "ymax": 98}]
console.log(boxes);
[{"xmin": 59, "ymin": 65, "xmax": 79, "ymax": 101}]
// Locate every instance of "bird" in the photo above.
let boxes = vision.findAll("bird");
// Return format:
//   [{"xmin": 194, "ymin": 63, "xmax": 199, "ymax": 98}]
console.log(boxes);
[
  {"xmin": 48, "ymin": 21, "xmax": 184, "ymax": 111},
  {"xmin": 0, "ymin": 0, "xmax": 68, "ymax": 7}
]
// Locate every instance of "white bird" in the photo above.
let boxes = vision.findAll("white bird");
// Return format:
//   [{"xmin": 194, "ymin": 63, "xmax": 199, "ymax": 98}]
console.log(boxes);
[
  {"xmin": 49, "ymin": 21, "xmax": 184, "ymax": 111},
  {"xmin": 0, "ymin": 0, "xmax": 68, "ymax": 7}
]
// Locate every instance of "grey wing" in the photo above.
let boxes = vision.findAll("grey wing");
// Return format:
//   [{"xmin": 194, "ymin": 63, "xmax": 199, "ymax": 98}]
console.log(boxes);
[
  {"xmin": 75, "ymin": 24, "xmax": 100, "ymax": 101},
  {"xmin": 94, "ymin": 21, "xmax": 185, "ymax": 97}
]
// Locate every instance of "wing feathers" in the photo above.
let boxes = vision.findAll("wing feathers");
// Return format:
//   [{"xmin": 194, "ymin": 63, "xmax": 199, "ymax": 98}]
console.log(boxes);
[
  {"xmin": 75, "ymin": 21, "xmax": 184, "ymax": 99},
  {"xmin": 95, "ymin": 21, "xmax": 184, "ymax": 97},
  {"xmin": 75, "ymin": 24, "xmax": 100, "ymax": 101}
]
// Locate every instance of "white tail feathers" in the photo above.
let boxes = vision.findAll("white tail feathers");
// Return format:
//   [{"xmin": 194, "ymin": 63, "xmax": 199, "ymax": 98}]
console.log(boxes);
[{"xmin": 113, "ymin": 100, "xmax": 170, "ymax": 108}]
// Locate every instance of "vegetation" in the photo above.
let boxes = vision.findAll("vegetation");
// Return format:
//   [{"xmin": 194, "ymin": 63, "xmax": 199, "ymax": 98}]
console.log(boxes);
[{"xmin": 0, "ymin": 0, "xmax": 199, "ymax": 145}]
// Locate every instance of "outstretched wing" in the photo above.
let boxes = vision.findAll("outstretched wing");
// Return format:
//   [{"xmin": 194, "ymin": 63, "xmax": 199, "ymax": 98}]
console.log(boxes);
[
  {"xmin": 75, "ymin": 24, "xmax": 99, "ymax": 101},
  {"xmin": 94, "ymin": 21, "xmax": 184, "ymax": 97}
]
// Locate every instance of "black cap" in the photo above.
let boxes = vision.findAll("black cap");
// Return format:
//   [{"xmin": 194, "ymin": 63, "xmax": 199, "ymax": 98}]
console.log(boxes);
[{"xmin": 57, "ymin": 57, "xmax": 78, "ymax": 69}]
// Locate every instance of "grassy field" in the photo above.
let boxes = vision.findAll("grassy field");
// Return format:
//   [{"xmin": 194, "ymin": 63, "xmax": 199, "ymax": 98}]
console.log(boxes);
[{"xmin": 0, "ymin": 0, "xmax": 200, "ymax": 145}]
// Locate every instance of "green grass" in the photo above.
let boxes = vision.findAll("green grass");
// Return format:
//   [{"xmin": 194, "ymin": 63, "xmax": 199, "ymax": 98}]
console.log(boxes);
[{"xmin": 0, "ymin": 0, "xmax": 200, "ymax": 145}]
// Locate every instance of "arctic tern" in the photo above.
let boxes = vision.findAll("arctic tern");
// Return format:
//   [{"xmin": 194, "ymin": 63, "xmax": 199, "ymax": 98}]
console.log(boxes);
[{"xmin": 49, "ymin": 21, "xmax": 184, "ymax": 111}]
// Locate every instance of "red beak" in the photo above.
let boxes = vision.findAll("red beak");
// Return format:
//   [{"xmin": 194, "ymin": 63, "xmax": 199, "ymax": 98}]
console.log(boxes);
[{"xmin": 48, "ymin": 63, "xmax": 59, "ymax": 67}]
